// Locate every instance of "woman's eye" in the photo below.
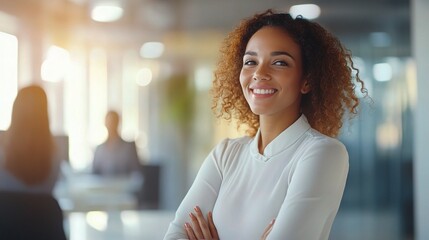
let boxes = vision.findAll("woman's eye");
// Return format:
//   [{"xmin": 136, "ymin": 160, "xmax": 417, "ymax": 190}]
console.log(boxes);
[
  {"xmin": 273, "ymin": 60, "xmax": 288, "ymax": 66},
  {"xmin": 244, "ymin": 60, "xmax": 256, "ymax": 65}
]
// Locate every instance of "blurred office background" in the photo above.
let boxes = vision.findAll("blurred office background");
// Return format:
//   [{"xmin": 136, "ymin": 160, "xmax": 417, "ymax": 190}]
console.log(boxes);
[{"xmin": 0, "ymin": 0, "xmax": 428, "ymax": 239}]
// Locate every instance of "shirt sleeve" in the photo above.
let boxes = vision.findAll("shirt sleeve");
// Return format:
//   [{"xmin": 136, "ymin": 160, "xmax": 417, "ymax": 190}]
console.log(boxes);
[
  {"xmin": 163, "ymin": 139, "xmax": 226, "ymax": 240},
  {"xmin": 267, "ymin": 138, "xmax": 349, "ymax": 240}
]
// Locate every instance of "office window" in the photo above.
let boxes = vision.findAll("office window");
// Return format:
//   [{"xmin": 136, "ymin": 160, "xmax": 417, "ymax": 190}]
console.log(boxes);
[{"xmin": 0, "ymin": 31, "xmax": 18, "ymax": 130}]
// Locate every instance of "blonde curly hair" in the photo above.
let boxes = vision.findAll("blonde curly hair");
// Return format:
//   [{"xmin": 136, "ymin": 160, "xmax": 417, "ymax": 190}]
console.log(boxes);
[{"xmin": 211, "ymin": 9, "xmax": 367, "ymax": 137}]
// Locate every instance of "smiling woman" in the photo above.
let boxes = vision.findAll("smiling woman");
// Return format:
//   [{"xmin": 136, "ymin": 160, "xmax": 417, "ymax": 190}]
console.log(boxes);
[
  {"xmin": 239, "ymin": 26, "xmax": 309, "ymax": 150},
  {"xmin": 163, "ymin": 9, "xmax": 367, "ymax": 240}
]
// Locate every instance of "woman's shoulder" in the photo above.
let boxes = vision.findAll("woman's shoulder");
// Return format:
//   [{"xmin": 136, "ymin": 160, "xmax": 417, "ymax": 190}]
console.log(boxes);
[
  {"xmin": 304, "ymin": 128, "xmax": 345, "ymax": 146},
  {"xmin": 214, "ymin": 135, "xmax": 252, "ymax": 150},
  {"xmin": 299, "ymin": 128, "xmax": 348, "ymax": 160},
  {"xmin": 208, "ymin": 136, "xmax": 252, "ymax": 172},
  {"xmin": 210, "ymin": 135, "xmax": 252, "ymax": 160}
]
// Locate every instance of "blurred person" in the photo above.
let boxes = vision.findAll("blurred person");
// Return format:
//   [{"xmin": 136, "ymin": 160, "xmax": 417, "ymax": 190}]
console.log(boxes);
[
  {"xmin": 164, "ymin": 9, "xmax": 367, "ymax": 240},
  {"xmin": 0, "ymin": 85, "xmax": 60, "ymax": 193},
  {"xmin": 92, "ymin": 110, "xmax": 141, "ymax": 176},
  {"xmin": 0, "ymin": 85, "xmax": 66, "ymax": 240}
]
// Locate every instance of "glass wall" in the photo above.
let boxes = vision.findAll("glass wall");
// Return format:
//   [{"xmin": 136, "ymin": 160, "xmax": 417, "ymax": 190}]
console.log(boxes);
[{"xmin": 330, "ymin": 25, "xmax": 414, "ymax": 240}]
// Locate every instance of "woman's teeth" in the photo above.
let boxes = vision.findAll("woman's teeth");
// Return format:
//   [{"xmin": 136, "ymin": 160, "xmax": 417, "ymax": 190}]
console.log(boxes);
[{"xmin": 253, "ymin": 89, "xmax": 276, "ymax": 94}]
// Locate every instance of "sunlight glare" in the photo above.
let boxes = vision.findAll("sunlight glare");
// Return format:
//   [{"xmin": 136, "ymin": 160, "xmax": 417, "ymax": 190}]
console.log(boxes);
[
  {"xmin": 136, "ymin": 68, "xmax": 152, "ymax": 86},
  {"xmin": 41, "ymin": 45, "xmax": 71, "ymax": 82},
  {"xmin": 0, "ymin": 31, "xmax": 18, "ymax": 130},
  {"xmin": 86, "ymin": 211, "xmax": 108, "ymax": 231}
]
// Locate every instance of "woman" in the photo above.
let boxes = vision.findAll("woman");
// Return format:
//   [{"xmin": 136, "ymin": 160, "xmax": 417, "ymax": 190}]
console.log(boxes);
[
  {"xmin": 164, "ymin": 10, "xmax": 367, "ymax": 240},
  {"xmin": 0, "ymin": 85, "xmax": 59, "ymax": 193}
]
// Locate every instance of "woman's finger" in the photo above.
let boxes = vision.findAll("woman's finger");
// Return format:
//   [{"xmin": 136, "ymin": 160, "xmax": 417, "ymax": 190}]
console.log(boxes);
[
  {"xmin": 184, "ymin": 222, "xmax": 197, "ymax": 240},
  {"xmin": 189, "ymin": 212, "xmax": 204, "ymax": 239},
  {"xmin": 194, "ymin": 206, "xmax": 212, "ymax": 240},
  {"xmin": 207, "ymin": 211, "xmax": 219, "ymax": 239},
  {"xmin": 260, "ymin": 219, "xmax": 275, "ymax": 240}
]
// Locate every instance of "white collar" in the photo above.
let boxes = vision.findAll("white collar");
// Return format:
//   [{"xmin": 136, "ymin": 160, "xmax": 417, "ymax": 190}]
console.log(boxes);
[{"xmin": 250, "ymin": 114, "xmax": 311, "ymax": 162}]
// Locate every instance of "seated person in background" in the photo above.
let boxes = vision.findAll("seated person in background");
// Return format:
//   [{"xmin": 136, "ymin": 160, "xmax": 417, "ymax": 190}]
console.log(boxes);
[
  {"xmin": 0, "ymin": 85, "xmax": 61, "ymax": 194},
  {"xmin": 92, "ymin": 110, "xmax": 141, "ymax": 177}
]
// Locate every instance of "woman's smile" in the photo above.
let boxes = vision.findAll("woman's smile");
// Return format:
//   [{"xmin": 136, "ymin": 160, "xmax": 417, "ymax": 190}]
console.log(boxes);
[{"xmin": 249, "ymin": 85, "xmax": 278, "ymax": 97}]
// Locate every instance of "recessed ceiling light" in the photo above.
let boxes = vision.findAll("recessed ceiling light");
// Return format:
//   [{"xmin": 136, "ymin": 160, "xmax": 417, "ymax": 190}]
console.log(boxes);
[
  {"xmin": 289, "ymin": 4, "xmax": 321, "ymax": 20},
  {"xmin": 91, "ymin": 1, "xmax": 123, "ymax": 22},
  {"xmin": 140, "ymin": 42, "xmax": 164, "ymax": 59}
]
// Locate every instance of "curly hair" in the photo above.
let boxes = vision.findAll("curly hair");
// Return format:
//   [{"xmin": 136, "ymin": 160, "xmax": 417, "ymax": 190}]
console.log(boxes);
[{"xmin": 211, "ymin": 9, "xmax": 367, "ymax": 137}]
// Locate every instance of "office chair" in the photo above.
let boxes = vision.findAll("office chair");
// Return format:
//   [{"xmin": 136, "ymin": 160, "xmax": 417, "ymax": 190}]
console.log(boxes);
[{"xmin": 0, "ymin": 191, "xmax": 66, "ymax": 240}]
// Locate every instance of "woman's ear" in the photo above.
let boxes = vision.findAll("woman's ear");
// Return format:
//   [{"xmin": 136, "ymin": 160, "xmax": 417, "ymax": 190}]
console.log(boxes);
[{"xmin": 301, "ymin": 80, "xmax": 311, "ymax": 94}]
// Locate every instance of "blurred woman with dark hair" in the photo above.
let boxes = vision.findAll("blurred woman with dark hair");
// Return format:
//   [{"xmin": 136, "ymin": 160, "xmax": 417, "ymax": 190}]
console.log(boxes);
[{"xmin": 0, "ymin": 85, "xmax": 59, "ymax": 193}]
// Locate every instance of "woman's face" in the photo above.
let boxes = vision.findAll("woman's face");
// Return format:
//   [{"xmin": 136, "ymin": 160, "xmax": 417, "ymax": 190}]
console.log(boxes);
[{"xmin": 239, "ymin": 26, "xmax": 308, "ymax": 120}]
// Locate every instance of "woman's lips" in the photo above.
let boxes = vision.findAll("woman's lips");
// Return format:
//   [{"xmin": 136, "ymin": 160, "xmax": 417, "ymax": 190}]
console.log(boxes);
[
  {"xmin": 249, "ymin": 86, "xmax": 278, "ymax": 96},
  {"xmin": 251, "ymin": 88, "xmax": 277, "ymax": 94}
]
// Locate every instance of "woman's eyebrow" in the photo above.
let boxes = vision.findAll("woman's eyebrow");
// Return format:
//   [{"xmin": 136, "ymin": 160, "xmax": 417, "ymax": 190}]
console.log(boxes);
[
  {"xmin": 271, "ymin": 51, "xmax": 295, "ymax": 60},
  {"xmin": 243, "ymin": 51, "xmax": 295, "ymax": 60},
  {"xmin": 244, "ymin": 51, "xmax": 257, "ymax": 56}
]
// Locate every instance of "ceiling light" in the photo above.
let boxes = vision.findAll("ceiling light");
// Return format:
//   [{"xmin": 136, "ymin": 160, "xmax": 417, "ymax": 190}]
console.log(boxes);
[
  {"xmin": 140, "ymin": 42, "xmax": 164, "ymax": 59},
  {"xmin": 91, "ymin": 1, "xmax": 123, "ymax": 22},
  {"xmin": 289, "ymin": 4, "xmax": 321, "ymax": 20}
]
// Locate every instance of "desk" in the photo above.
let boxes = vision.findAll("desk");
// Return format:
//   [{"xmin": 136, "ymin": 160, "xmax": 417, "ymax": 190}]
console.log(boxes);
[
  {"xmin": 64, "ymin": 210, "xmax": 174, "ymax": 240},
  {"xmin": 54, "ymin": 172, "xmax": 143, "ymax": 212}
]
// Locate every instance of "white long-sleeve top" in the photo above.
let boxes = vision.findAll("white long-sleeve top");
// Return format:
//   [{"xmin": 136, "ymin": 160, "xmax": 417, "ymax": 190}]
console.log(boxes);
[{"xmin": 164, "ymin": 115, "xmax": 349, "ymax": 240}]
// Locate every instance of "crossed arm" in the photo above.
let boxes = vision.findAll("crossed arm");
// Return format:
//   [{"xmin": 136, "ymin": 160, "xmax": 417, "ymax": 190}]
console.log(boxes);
[
  {"xmin": 164, "ymin": 138, "xmax": 349, "ymax": 240},
  {"xmin": 183, "ymin": 206, "xmax": 275, "ymax": 240}
]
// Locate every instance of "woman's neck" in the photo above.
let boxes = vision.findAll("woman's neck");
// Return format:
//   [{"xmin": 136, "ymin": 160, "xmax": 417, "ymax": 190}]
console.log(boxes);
[{"xmin": 258, "ymin": 113, "xmax": 301, "ymax": 154}]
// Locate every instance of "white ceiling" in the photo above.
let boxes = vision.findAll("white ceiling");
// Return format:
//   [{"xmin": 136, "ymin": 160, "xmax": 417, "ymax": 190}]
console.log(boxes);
[{"xmin": 0, "ymin": 0, "xmax": 411, "ymax": 59}]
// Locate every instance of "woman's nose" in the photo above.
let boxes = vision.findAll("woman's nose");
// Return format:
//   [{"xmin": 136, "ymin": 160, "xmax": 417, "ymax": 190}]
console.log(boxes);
[{"xmin": 253, "ymin": 64, "xmax": 271, "ymax": 81}]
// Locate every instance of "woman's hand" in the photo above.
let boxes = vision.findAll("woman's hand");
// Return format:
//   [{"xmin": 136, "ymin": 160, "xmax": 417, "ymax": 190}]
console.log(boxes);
[
  {"xmin": 260, "ymin": 219, "xmax": 275, "ymax": 240},
  {"xmin": 184, "ymin": 206, "xmax": 219, "ymax": 240},
  {"xmin": 183, "ymin": 206, "xmax": 275, "ymax": 240}
]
